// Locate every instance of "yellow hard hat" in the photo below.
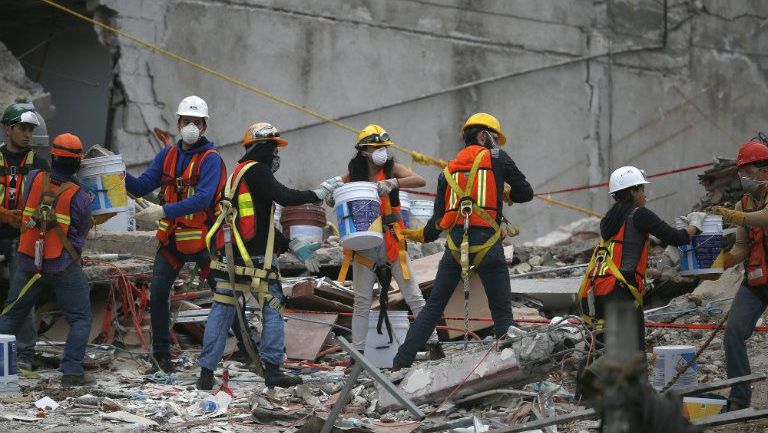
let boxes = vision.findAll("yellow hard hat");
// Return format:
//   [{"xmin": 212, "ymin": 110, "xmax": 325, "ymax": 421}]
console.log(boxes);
[
  {"xmin": 356, "ymin": 124, "xmax": 393, "ymax": 147},
  {"xmin": 461, "ymin": 113, "xmax": 507, "ymax": 146},
  {"xmin": 242, "ymin": 122, "xmax": 288, "ymax": 148}
]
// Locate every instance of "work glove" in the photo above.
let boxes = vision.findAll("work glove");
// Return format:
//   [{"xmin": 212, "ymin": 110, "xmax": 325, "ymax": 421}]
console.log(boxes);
[
  {"xmin": 712, "ymin": 206, "xmax": 746, "ymax": 226},
  {"xmin": 325, "ymin": 194, "xmax": 335, "ymax": 208},
  {"xmin": 376, "ymin": 178, "xmax": 399, "ymax": 197},
  {"xmin": 721, "ymin": 251, "xmax": 738, "ymax": 270},
  {"xmin": 503, "ymin": 183, "xmax": 514, "ymax": 205},
  {"xmin": 401, "ymin": 228, "xmax": 425, "ymax": 243},
  {"xmin": 0, "ymin": 207, "xmax": 22, "ymax": 229},
  {"xmin": 684, "ymin": 212, "xmax": 707, "ymax": 233},
  {"xmin": 313, "ymin": 176, "xmax": 344, "ymax": 202},
  {"xmin": 289, "ymin": 239, "xmax": 321, "ymax": 273},
  {"xmin": 135, "ymin": 201, "xmax": 165, "ymax": 223}
]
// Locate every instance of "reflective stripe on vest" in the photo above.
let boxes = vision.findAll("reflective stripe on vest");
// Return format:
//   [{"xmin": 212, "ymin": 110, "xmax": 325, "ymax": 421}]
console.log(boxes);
[
  {"xmin": 439, "ymin": 145, "xmax": 498, "ymax": 230},
  {"xmin": 156, "ymin": 145, "xmax": 225, "ymax": 254},
  {"xmin": 743, "ymin": 193, "xmax": 768, "ymax": 287},
  {"xmin": 0, "ymin": 148, "xmax": 35, "ymax": 210},
  {"xmin": 18, "ymin": 171, "xmax": 79, "ymax": 261},
  {"xmin": 577, "ymin": 212, "xmax": 648, "ymax": 307}
]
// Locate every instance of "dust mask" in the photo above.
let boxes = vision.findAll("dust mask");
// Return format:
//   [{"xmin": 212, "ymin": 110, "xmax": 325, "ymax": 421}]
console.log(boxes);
[
  {"xmin": 741, "ymin": 176, "xmax": 761, "ymax": 194},
  {"xmin": 271, "ymin": 155, "xmax": 281, "ymax": 173},
  {"xmin": 371, "ymin": 147, "xmax": 389, "ymax": 166},
  {"xmin": 180, "ymin": 124, "xmax": 200, "ymax": 145}
]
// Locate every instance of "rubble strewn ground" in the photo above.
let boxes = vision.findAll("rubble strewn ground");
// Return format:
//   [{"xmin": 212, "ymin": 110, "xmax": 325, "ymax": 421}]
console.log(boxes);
[{"xmin": 1, "ymin": 167, "xmax": 765, "ymax": 432}]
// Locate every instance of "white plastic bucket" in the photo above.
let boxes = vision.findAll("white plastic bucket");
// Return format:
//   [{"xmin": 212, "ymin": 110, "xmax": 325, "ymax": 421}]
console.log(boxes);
[
  {"xmin": 333, "ymin": 182, "xmax": 383, "ymax": 250},
  {"xmin": 409, "ymin": 200, "xmax": 434, "ymax": 228},
  {"xmin": 96, "ymin": 199, "xmax": 136, "ymax": 232},
  {"xmin": 0, "ymin": 334, "xmax": 19, "ymax": 394},
  {"xmin": 364, "ymin": 310, "xmax": 410, "ymax": 368},
  {"xmin": 652, "ymin": 345, "xmax": 697, "ymax": 391},
  {"xmin": 399, "ymin": 191, "xmax": 411, "ymax": 228},
  {"xmin": 79, "ymin": 155, "xmax": 129, "ymax": 216},
  {"xmin": 675, "ymin": 215, "xmax": 724, "ymax": 276}
]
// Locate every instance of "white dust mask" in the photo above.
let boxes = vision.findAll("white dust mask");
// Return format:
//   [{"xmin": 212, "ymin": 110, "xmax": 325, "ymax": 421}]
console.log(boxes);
[{"xmin": 180, "ymin": 124, "xmax": 200, "ymax": 144}]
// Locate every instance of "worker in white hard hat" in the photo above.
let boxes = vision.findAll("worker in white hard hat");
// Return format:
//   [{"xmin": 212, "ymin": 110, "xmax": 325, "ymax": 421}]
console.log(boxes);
[
  {"xmin": 124, "ymin": 96, "xmax": 258, "ymax": 374},
  {"xmin": 577, "ymin": 166, "xmax": 703, "ymax": 352}
]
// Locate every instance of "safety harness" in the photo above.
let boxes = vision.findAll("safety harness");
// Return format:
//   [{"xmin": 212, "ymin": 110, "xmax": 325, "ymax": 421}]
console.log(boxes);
[
  {"xmin": 204, "ymin": 161, "xmax": 282, "ymax": 374},
  {"xmin": 3, "ymin": 172, "xmax": 80, "ymax": 316},
  {"xmin": 577, "ymin": 208, "xmax": 646, "ymax": 324},
  {"xmin": 0, "ymin": 147, "xmax": 34, "ymax": 210}
]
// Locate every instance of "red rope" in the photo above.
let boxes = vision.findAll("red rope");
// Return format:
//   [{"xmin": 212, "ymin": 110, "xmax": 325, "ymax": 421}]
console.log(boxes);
[{"xmin": 403, "ymin": 161, "xmax": 715, "ymax": 198}]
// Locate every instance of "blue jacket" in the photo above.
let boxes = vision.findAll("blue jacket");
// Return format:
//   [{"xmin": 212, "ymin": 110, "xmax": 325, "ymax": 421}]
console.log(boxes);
[{"xmin": 126, "ymin": 137, "xmax": 223, "ymax": 221}]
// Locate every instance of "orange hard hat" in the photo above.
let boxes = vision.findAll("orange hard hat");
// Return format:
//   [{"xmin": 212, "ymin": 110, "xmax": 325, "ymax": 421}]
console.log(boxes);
[
  {"xmin": 51, "ymin": 133, "xmax": 84, "ymax": 158},
  {"xmin": 242, "ymin": 122, "xmax": 287, "ymax": 148},
  {"xmin": 737, "ymin": 136, "xmax": 768, "ymax": 167}
]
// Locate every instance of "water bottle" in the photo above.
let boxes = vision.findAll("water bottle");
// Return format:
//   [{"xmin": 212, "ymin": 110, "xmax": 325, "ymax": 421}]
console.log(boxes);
[{"xmin": 199, "ymin": 399, "xmax": 218, "ymax": 412}]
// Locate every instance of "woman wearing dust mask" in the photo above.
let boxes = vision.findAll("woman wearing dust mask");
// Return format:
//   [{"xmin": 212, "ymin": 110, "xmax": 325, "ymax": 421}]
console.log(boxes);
[{"xmin": 328, "ymin": 124, "xmax": 438, "ymax": 359}]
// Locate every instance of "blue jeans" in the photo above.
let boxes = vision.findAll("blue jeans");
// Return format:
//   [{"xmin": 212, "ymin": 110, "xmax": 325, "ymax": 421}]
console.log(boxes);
[
  {"xmin": 149, "ymin": 246, "xmax": 254, "ymax": 356},
  {"xmin": 0, "ymin": 237, "xmax": 36, "ymax": 359},
  {"xmin": 0, "ymin": 263, "xmax": 91, "ymax": 374},
  {"xmin": 724, "ymin": 284, "xmax": 767, "ymax": 408},
  {"xmin": 199, "ymin": 257, "xmax": 285, "ymax": 369},
  {"xmin": 393, "ymin": 228, "xmax": 513, "ymax": 367}
]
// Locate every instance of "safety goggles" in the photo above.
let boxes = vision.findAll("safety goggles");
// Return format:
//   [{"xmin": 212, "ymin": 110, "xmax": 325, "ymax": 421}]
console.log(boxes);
[
  {"xmin": 738, "ymin": 165, "xmax": 765, "ymax": 178},
  {"xmin": 357, "ymin": 132, "xmax": 390, "ymax": 145}
]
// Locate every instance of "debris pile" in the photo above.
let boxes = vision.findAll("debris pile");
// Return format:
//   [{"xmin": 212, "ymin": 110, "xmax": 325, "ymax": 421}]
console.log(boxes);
[{"xmin": 692, "ymin": 158, "xmax": 741, "ymax": 213}]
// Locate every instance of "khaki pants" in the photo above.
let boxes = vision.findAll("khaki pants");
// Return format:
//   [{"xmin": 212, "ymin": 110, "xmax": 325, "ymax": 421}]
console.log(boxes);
[{"xmin": 351, "ymin": 246, "xmax": 426, "ymax": 351}]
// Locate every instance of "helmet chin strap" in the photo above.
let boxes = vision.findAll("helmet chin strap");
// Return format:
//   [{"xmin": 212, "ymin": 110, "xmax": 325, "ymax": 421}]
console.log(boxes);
[{"xmin": 482, "ymin": 130, "xmax": 498, "ymax": 149}]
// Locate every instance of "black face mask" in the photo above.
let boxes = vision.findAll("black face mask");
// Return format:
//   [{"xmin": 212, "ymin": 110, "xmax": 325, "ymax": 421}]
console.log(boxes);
[
  {"xmin": 53, "ymin": 156, "xmax": 81, "ymax": 175},
  {"xmin": 270, "ymin": 155, "xmax": 280, "ymax": 173}
]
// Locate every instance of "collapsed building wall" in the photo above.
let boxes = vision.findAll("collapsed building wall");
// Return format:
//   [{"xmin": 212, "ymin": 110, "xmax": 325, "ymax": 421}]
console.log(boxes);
[{"xmin": 93, "ymin": 0, "xmax": 768, "ymax": 240}]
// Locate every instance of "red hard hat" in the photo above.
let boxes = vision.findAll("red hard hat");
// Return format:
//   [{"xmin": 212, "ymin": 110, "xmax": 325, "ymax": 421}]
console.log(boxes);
[
  {"xmin": 737, "ymin": 138, "xmax": 768, "ymax": 167},
  {"xmin": 51, "ymin": 133, "xmax": 84, "ymax": 159}
]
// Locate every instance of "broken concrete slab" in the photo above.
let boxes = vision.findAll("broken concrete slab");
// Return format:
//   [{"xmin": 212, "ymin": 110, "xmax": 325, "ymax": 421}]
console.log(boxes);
[
  {"xmin": 376, "ymin": 344, "xmax": 552, "ymax": 410},
  {"xmin": 509, "ymin": 277, "xmax": 581, "ymax": 312}
]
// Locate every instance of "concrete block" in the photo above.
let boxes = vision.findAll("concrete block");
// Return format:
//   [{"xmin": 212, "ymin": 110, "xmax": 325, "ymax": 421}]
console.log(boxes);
[
  {"xmin": 85, "ymin": 230, "xmax": 158, "ymax": 258},
  {"xmin": 510, "ymin": 277, "xmax": 581, "ymax": 311},
  {"xmin": 377, "ymin": 344, "xmax": 550, "ymax": 410}
]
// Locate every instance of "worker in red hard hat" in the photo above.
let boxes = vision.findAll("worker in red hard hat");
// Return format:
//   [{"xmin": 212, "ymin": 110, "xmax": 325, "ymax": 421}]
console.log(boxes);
[{"xmin": 712, "ymin": 133, "xmax": 768, "ymax": 411}]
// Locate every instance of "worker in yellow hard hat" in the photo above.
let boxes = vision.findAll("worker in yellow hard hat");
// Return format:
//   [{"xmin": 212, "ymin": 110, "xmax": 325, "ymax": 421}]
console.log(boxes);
[
  {"xmin": 394, "ymin": 113, "xmax": 533, "ymax": 369},
  {"xmin": 330, "ymin": 124, "xmax": 436, "ymax": 357}
]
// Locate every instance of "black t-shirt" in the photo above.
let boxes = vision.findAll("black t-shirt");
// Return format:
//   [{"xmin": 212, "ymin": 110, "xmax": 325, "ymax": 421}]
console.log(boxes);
[{"xmin": 0, "ymin": 145, "xmax": 49, "ymax": 239}]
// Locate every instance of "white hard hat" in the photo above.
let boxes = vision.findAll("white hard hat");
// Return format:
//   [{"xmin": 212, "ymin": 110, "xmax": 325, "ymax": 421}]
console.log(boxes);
[
  {"xmin": 608, "ymin": 166, "xmax": 650, "ymax": 194},
  {"xmin": 176, "ymin": 95, "xmax": 209, "ymax": 119}
]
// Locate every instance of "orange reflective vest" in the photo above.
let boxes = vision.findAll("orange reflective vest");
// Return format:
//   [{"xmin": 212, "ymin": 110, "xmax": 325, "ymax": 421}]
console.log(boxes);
[
  {"xmin": 742, "ymin": 193, "xmax": 768, "ymax": 287},
  {"xmin": 337, "ymin": 170, "xmax": 410, "ymax": 281},
  {"xmin": 439, "ymin": 145, "xmax": 498, "ymax": 230},
  {"xmin": 18, "ymin": 171, "xmax": 80, "ymax": 261},
  {"xmin": 0, "ymin": 148, "xmax": 35, "ymax": 210},
  {"xmin": 578, "ymin": 210, "xmax": 648, "ymax": 309},
  {"xmin": 213, "ymin": 160, "xmax": 257, "ymax": 251},
  {"xmin": 156, "ymin": 146, "xmax": 225, "ymax": 254}
]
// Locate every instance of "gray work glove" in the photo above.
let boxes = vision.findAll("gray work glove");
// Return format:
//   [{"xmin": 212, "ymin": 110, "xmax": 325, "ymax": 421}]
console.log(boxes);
[
  {"xmin": 289, "ymin": 239, "xmax": 321, "ymax": 273},
  {"xmin": 684, "ymin": 212, "xmax": 706, "ymax": 233},
  {"xmin": 313, "ymin": 176, "xmax": 344, "ymax": 202},
  {"xmin": 376, "ymin": 178, "xmax": 399, "ymax": 197}
]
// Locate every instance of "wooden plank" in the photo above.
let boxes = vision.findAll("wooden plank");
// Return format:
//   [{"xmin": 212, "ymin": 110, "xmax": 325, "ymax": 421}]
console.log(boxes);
[
  {"xmin": 675, "ymin": 373, "xmax": 767, "ymax": 396},
  {"xmin": 693, "ymin": 408, "xmax": 768, "ymax": 427},
  {"xmin": 493, "ymin": 409, "xmax": 597, "ymax": 433},
  {"xmin": 284, "ymin": 312, "xmax": 338, "ymax": 361}
]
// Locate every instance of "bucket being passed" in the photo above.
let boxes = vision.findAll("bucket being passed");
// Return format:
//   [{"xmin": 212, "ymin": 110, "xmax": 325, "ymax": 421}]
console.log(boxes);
[
  {"xmin": 364, "ymin": 310, "xmax": 410, "ymax": 368},
  {"xmin": 409, "ymin": 200, "xmax": 434, "ymax": 228},
  {"xmin": 333, "ymin": 182, "xmax": 383, "ymax": 250},
  {"xmin": 0, "ymin": 334, "xmax": 19, "ymax": 394},
  {"xmin": 78, "ymin": 155, "xmax": 129, "ymax": 216},
  {"xmin": 399, "ymin": 191, "xmax": 411, "ymax": 228},
  {"xmin": 280, "ymin": 204, "xmax": 326, "ymax": 244},
  {"xmin": 652, "ymin": 345, "xmax": 697, "ymax": 391},
  {"xmin": 675, "ymin": 215, "xmax": 724, "ymax": 276}
]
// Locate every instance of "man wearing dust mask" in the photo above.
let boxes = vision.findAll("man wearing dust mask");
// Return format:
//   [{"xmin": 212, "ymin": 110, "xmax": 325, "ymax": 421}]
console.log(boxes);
[{"xmin": 713, "ymin": 134, "xmax": 768, "ymax": 411}]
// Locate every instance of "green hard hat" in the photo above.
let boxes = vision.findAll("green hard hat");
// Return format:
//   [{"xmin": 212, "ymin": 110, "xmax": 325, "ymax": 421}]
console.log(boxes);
[{"xmin": 1, "ymin": 103, "xmax": 40, "ymax": 126}]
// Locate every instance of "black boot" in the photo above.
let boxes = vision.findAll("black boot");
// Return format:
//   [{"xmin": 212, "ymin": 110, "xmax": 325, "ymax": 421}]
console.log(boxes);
[
  {"xmin": 61, "ymin": 373, "xmax": 96, "ymax": 387},
  {"xmin": 196, "ymin": 367, "xmax": 214, "ymax": 390},
  {"xmin": 144, "ymin": 353, "xmax": 174, "ymax": 375},
  {"xmin": 264, "ymin": 362, "xmax": 302, "ymax": 388}
]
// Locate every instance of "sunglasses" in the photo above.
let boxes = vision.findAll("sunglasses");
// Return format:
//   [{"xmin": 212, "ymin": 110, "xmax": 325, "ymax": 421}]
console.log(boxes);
[{"xmin": 358, "ymin": 132, "xmax": 390, "ymax": 145}]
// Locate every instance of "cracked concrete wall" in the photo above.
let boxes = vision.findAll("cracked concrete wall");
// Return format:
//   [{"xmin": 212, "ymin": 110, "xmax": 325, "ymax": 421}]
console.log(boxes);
[{"xmin": 94, "ymin": 0, "xmax": 768, "ymax": 240}]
